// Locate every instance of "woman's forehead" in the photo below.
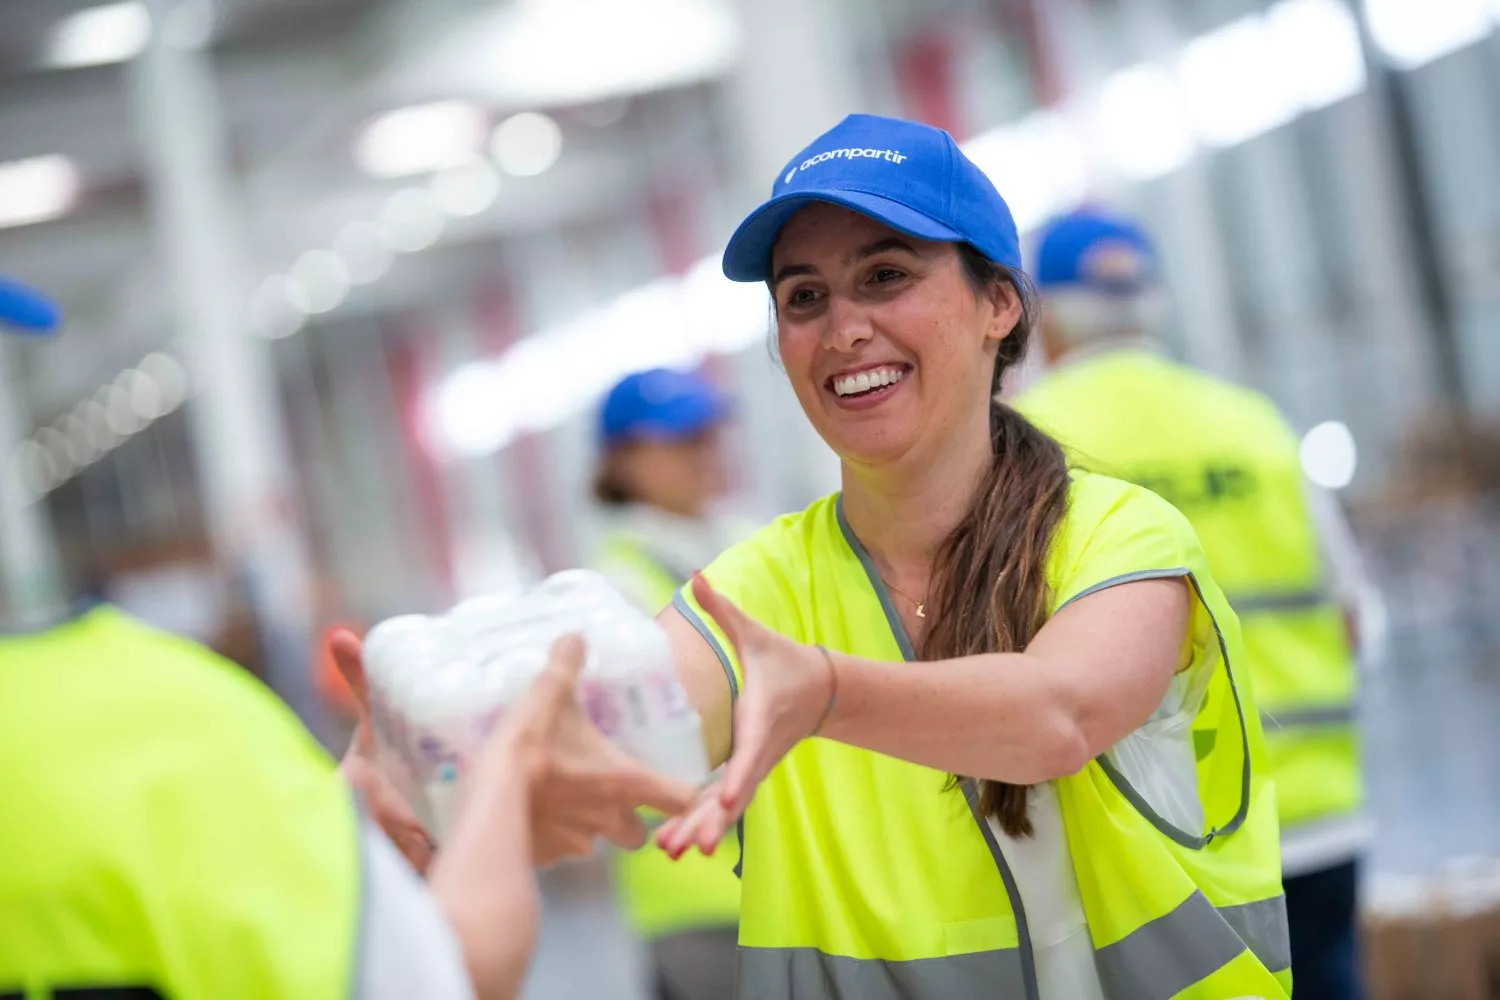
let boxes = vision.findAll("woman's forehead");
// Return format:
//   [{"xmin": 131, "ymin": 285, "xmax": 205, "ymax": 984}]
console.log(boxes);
[{"xmin": 771, "ymin": 204, "xmax": 913, "ymax": 266}]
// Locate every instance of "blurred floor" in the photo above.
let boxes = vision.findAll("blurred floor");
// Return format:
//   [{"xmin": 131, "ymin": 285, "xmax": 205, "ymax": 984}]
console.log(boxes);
[{"xmin": 523, "ymin": 856, "xmax": 652, "ymax": 1000}]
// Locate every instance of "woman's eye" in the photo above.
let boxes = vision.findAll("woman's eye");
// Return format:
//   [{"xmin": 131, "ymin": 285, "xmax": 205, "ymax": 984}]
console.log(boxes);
[
  {"xmin": 871, "ymin": 268, "xmax": 905, "ymax": 284},
  {"xmin": 784, "ymin": 287, "xmax": 821, "ymax": 307}
]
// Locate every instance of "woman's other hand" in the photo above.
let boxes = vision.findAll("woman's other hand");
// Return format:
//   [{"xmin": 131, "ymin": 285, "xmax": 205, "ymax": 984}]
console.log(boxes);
[
  {"xmin": 329, "ymin": 628, "xmax": 436, "ymax": 874},
  {"xmin": 656, "ymin": 574, "xmax": 833, "ymax": 860}
]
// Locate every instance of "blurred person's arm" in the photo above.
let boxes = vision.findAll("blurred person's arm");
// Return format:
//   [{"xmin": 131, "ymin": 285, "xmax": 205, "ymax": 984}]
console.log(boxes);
[
  {"xmin": 1305, "ymin": 481, "xmax": 1387, "ymax": 669},
  {"xmin": 334, "ymin": 634, "xmax": 698, "ymax": 1000}
]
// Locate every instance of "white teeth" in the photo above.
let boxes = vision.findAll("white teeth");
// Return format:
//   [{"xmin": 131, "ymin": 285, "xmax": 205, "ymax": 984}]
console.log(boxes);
[{"xmin": 833, "ymin": 367, "xmax": 906, "ymax": 396}]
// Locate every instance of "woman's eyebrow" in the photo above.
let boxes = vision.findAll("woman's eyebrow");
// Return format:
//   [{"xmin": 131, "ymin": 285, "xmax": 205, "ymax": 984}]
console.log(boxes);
[
  {"xmin": 845, "ymin": 237, "xmax": 918, "ymax": 264},
  {"xmin": 771, "ymin": 263, "xmax": 817, "ymax": 288},
  {"xmin": 772, "ymin": 237, "xmax": 920, "ymax": 287}
]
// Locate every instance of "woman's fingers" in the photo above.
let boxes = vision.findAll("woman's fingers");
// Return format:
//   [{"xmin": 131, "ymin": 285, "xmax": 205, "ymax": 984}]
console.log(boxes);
[
  {"xmin": 720, "ymin": 693, "xmax": 770, "ymax": 812},
  {"xmin": 657, "ymin": 786, "xmax": 732, "ymax": 858}
]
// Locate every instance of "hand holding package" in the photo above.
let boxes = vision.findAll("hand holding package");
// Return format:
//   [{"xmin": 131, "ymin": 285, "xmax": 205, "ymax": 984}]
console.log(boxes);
[{"xmin": 361, "ymin": 570, "xmax": 707, "ymax": 841}]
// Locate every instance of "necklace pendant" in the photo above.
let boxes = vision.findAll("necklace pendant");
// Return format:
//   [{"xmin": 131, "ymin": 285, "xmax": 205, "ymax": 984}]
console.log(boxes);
[{"xmin": 915, "ymin": 602, "xmax": 926, "ymax": 619}]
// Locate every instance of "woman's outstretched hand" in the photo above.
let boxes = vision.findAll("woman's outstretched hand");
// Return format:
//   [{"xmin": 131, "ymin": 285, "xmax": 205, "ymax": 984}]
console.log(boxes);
[{"xmin": 656, "ymin": 573, "xmax": 834, "ymax": 860}]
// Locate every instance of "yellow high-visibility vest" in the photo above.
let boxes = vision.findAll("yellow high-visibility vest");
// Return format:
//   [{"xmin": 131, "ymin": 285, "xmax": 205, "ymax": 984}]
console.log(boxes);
[
  {"xmin": 596, "ymin": 536, "xmax": 741, "ymax": 941},
  {"xmin": 0, "ymin": 605, "xmax": 360, "ymax": 999},
  {"xmin": 1016, "ymin": 348, "xmax": 1362, "ymax": 834},
  {"xmin": 676, "ymin": 473, "xmax": 1290, "ymax": 999}
]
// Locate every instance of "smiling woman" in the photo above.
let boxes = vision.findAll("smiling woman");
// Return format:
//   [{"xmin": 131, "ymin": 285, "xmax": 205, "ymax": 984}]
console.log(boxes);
[{"xmin": 641, "ymin": 114, "xmax": 1293, "ymax": 1000}]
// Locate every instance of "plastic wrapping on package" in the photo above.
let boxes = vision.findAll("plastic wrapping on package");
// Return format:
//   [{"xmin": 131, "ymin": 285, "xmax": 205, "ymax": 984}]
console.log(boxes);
[{"xmin": 362, "ymin": 570, "xmax": 708, "ymax": 842}]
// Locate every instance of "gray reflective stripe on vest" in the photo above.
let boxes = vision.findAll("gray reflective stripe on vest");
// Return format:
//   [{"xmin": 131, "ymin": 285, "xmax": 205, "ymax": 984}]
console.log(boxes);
[
  {"xmin": 1262, "ymin": 703, "xmax": 1356, "ymax": 730},
  {"xmin": 1096, "ymin": 890, "xmax": 1290, "ymax": 998},
  {"xmin": 1226, "ymin": 586, "xmax": 1333, "ymax": 614},
  {"xmin": 738, "ymin": 945, "xmax": 1026, "ymax": 1000},
  {"xmin": 1220, "ymin": 894, "xmax": 1291, "ymax": 973}
]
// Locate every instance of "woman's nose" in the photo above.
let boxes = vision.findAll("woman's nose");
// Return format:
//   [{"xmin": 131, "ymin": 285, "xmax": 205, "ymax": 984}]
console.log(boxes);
[{"xmin": 822, "ymin": 294, "xmax": 874, "ymax": 354}]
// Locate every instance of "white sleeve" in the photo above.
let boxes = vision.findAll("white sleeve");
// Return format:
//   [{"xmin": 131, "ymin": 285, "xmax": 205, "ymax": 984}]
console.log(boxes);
[
  {"xmin": 354, "ymin": 819, "xmax": 477, "ymax": 1000},
  {"xmin": 1304, "ymin": 481, "xmax": 1388, "ymax": 669}
]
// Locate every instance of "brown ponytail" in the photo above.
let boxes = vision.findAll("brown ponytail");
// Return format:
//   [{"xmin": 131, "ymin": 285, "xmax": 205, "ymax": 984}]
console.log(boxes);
[{"xmin": 920, "ymin": 245, "xmax": 1073, "ymax": 838}]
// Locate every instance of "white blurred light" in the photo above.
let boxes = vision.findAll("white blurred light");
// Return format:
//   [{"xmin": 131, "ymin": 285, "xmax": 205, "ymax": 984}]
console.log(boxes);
[
  {"xmin": 287, "ymin": 249, "xmax": 351, "ymax": 315},
  {"xmin": 1267, "ymin": 0, "xmax": 1367, "ymax": 110},
  {"xmin": 378, "ymin": 189, "xmax": 446, "ymax": 252},
  {"xmin": 35, "ymin": 427, "xmax": 75, "ymax": 481},
  {"xmin": 354, "ymin": 101, "xmax": 489, "ymax": 179},
  {"xmin": 432, "ymin": 160, "xmax": 501, "ymax": 217},
  {"xmin": 1179, "ymin": 16, "xmax": 1300, "ymax": 146},
  {"xmin": 1096, "ymin": 64, "xmax": 1195, "ymax": 180},
  {"xmin": 59, "ymin": 414, "xmax": 101, "ymax": 467},
  {"xmin": 136, "ymin": 353, "xmax": 188, "ymax": 416},
  {"xmin": 1365, "ymin": 0, "xmax": 1492, "ymax": 70},
  {"xmin": 0, "ymin": 156, "xmax": 82, "ymax": 230},
  {"xmin": 964, "ymin": 112, "xmax": 1088, "ymax": 233},
  {"xmin": 491, "ymin": 112, "xmax": 563, "ymax": 177},
  {"xmin": 103, "ymin": 381, "xmax": 144, "ymax": 436},
  {"xmin": 1301, "ymin": 420, "xmax": 1358, "ymax": 489},
  {"xmin": 249, "ymin": 275, "xmax": 306, "ymax": 339},
  {"xmin": 76, "ymin": 399, "xmax": 116, "ymax": 452},
  {"xmin": 334, "ymin": 221, "xmax": 395, "ymax": 285},
  {"xmin": 44, "ymin": 2, "xmax": 151, "ymax": 69},
  {"xmin": 128, "ymin": 369, "xmax": 163, "ymax": 420},
  {"xmin": 14, "ymin": 440, "xmax": 57, "ymax": 495},
  {"xmin": 460, "ymin": 0, "xmax": 741, "ymax": 107},
  {"xmin": 430, "ymin": 252, "xmax": 763, "ymax": 458}
]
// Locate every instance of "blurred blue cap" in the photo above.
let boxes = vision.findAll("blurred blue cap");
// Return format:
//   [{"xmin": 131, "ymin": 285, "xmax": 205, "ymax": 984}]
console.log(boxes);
[
  {"xmin": 0, "ymin": 277, "xmax": 61, "ymax": 335},
  {"xmin": 600, "ymin": 368, "xmax": 729, "ymax": 447},
  {"xmin": 1034, "ymin": 209, "xmax": 1158, "ymax": 294},
  {"xmin": 722, "ymin": 114, "xmax": 1021, "ymax": 282}
]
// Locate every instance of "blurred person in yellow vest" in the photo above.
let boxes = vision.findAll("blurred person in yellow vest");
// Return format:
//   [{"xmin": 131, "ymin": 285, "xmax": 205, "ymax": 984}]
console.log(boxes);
[
  {"xmin": 1014, "ymin": 209, "xmax": 1383, "ymax": 1000},
  {"xmin": 0, "ymin": 277, "xmax": 696, "ymax": 1000},
  {"xmin": 591, "ymin": 367, "xmax": 744, "ymax": 1000}
]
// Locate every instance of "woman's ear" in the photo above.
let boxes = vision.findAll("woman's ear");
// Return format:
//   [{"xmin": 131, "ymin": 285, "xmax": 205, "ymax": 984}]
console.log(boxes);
[{"xmin": 984, "ymin": 279, "xmax": 1025, "ymax": 345}]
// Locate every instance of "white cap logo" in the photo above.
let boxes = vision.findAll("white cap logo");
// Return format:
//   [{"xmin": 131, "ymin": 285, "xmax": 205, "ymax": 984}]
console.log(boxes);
[{"xmin": 784, "ymin": 167, "xmax": 797, "ymax": 185}]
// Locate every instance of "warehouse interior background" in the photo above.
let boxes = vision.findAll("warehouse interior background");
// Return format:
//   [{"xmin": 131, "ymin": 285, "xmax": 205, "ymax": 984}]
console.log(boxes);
[{"xmin": 1, "ymin": 0, "xmax": 1499, "ymax": 995}]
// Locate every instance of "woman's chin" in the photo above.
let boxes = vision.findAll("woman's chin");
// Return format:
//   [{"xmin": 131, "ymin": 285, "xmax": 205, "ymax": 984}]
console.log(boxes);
[{"xmin": 824, "ymin": 427, "xmax": 917, "ymax": 471}]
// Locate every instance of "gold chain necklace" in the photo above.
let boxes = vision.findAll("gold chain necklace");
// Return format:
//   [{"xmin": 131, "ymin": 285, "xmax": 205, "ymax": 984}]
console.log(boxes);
[{"xmin": 881, "ymin": 577, "xmax": 928, "ymax": 619}]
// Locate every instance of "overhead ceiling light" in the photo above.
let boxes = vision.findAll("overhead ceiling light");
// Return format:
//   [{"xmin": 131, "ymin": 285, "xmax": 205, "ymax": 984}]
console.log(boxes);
[
  {"xmin": 14, "ymin": 440, "xmax": 58, "ymax": 496},
  {"xmin": 354, "ymin": 101, "xmax": 489, "ymax": 179},
  {"xmin": 286, "ymin": 249, "xmax": 351, "ymax": 315},
  {"xmin": 334, "ymin": 221, "xmax": 395, "ymax": 285},
  {"xmin": 34, "ymin": 427, "xmax": 74, "ymax": 482},
  {"xmin": 1300, "ymin": 420, "xmax": 1358, "ymax": 489},
  {"xmin": 420, "ymin": 0, "xmax": 741, "ymax": 107},
  {"xmin": 1178, "ymin": 15, "xmax": 1300, "ymax": 147},
  {"xmin": 431, "ymin": 160, "xmax": 501, "ymax": 217},
  {"xmin": 248, "ymin": 274, "xmax": 306, "ymax": 339},
  {"xmin": 490, "ymin": 112, "xmax": 562, "ymax": 177},
  {"xmin": 378, "ymin": 188, "xmax": 445, "ymax": 252},
  {"xmin": 1365, "ymin": 0, "xmax": 1492, "ymax": 70},
  {"xmin": 1095, "ymin": 64, "xmax": 1195, "ymax": 180},
  {"xmin": 103, "ymin": 380, "xmax": 144, "ymax": 436},
  {"xmin": 0, "ymin": 156, "xmax": 82, "ymax": 230},
  {"xmin": 964, "ymin": 112, "xmax": 1088, "ymax": 233},
  {"xmin": 44, "ymin": 2, "xmax": 152, "ymax": 69},
  {"xmin": 138, "ymin": 352, "xmax": 189, "ymax": 415},
  {"xmin": 1267, "ymin": 0, "xmax": 1367, "ymax": 110}
]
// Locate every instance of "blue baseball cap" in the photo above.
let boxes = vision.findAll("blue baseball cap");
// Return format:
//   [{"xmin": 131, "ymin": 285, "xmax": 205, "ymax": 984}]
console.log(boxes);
[
  {"xmin": 1033, "ymin": 209, "xmax": 1158, "ymax": 295},
  {"xmin": 721, "ymin": 114, "xmax": 1021, "ymax": 283},
  {"xmin": 0, "ymin": 277, "xmax": 60, "ymax": 335},
  {"xmin": 599, "ymin": 368, "xmax": 729, "ymax": 447}
]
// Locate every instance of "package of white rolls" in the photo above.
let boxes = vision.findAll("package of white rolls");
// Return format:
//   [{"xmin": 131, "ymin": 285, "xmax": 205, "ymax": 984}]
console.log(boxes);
[{"xmin": 361, "ymin": 570, "xmax": 708, "ymax": 843}]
